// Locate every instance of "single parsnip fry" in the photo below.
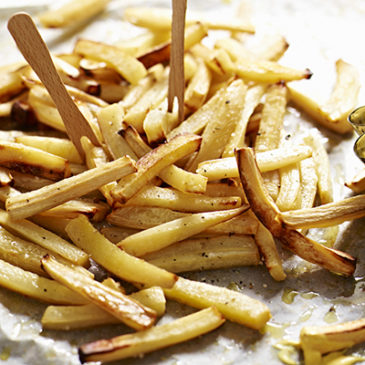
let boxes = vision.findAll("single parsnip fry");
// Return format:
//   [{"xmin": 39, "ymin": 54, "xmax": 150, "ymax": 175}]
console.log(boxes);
[
  {"xmin": 204, "ymin": 182, "xmax": 246, "ymax": 199},
  {"xmin": 107, "ymin": 206, "xmax": 257, "ymax": 235},
  {"xmin": 37, "ymin": 198, "xmax": 110, "ymax": 222},
  {"xmin": 66, "ymin": 215, "xmax": 177, "ymax": 288},
  {"xmin": 190, "ymin": 44, "xmax": 235, "ymax": 77},
  {"xmin": 120, "ymin": 64, "xmax": 164, "ymax": 110},
  {"xmin": 74, "ymin": 39, "xmax": 147, "ymax": 85},
  {"xmin": 80, "ymin": 136, "xmax": 116, "ymax": 205},
  {"xmin": 126, "ymin": 185, "xmax": 242, "ymax": 212},
  {"xmin": 123, "ymin": 7, "xmax": 254, "ymax": 33},
  {"xmin": 41, "ymin": 286, "xmax": 166, "ymax": 330},
  {"xmin": 111, "ymin": 134, "xmax": 202, "ymax": 202},
  {"xmin": 187, "ymin": 79, "xmax": 247, "ymax": 172},
  {"xmin": 167, "ymin": 80, "xmax": 229, "ymax": 139},
  {"xmin": 254, "ymin": 83, "xmax": 288, "ymax": 200},
  {"xmin": 38, "ymin": 0, "xmax": 110, "ymax": 27},
  {"xmin": 79, "ymin": 307, "xmax": 225, "ymax": 363},
  {"xmin": 0, "ymin": 225, "xmax": 61, "ymax": 276},
  {"xmin": 254, "ymin": 83, "xmax": 288, "ymax": 153},
  {"xmin": 143, "ymin": 101, "xmax": 171, "ymax": 144},
  {"xmin": 0, "ymin": 167, "xmax": 12, "ymax": 186},
  {"xmin": 299, "ymin": 157, "xmax": 318, "ymax": 209},
  {"xmin": 0, "ymin": 208, "xmax": 89, "ymax": 266},
  {"xmin": 6, "ymin": 156, "xmax": 135, "ymax": 220},
  {"xmin": 300, "ymin": 318, "xmax": 365, "ymax": 365},
  {"xmin": 0, "ymin": 258, "xmax": 87, "ymax": 305},
  {"xmin": 115, "ymin": 31, "xmax": 170, "ymax": 58},
  {"xmin": 235, "ymin": 147, "xmax": 356, "ymax": 276},
  {"xmin": 276, "ymin": 163, "xmax": 301, "ymax": 212},
  {"xmin": 121, "ymin": 124, "xmax": 208, "ymax": 193},
  {"xmin": 223, "ymin": 84, "xmax": 266, "ymax": 157},
  {"xmin": 0, "ymin": 70, "xmax": 24, "ymax": 102},
  {"xmin": 281, "ymin": 194, "xmax": 365, "ymax": 229},
  {"xmin": 123, "ymin": 68, "xmax": 169, "ymax": 132},
  {"xmin": 184, "ymin": 58, "xmax": 212, "ymax": 112},
  {"xmin": 15, "ymin": 135, "xmax": 83, "ymax": 164},
  {"xmin": 321, "ymin": 59, "xmax": 360, "ymax": 133},
  {"xmin": 197, "ymin": 145, "xmax": 312, "ymax": 180},
  {"xmin": 142, "ymin": 234, "xmax": 260, "ymax": 273},
  {"xmin": 42, "ymin": 255, "xmax": 157, "ymax": 331},
  {"xmin": 303, "ymin": 133, "xmax": 333, "ymax": 204},
  {"xmin": 29, "ymin": 215, "xmax": 71, "ymax": 239},
  {"xmin": 0, "ymin": 225, "xmax": 92, "ymax": 278},
  {"xmin": 118, "ymin": 207, "xmax": 247, "ymax": 257},
  {"xmin": 255, "ymin": 223, "xmax": 286, "ymax": 281},
  {"xmin": 231, "ymin": 59, "xmax": 312, "ymax": 83},
  {"xmin": 165, "ymin": 277, "xmax": 270, "ymax": 329},
  {"xmin": 345, "ymin": 167, "xmax": 365, "ymax": 193},
  {"xmin": 28, "ymin": 97, "xmax": 66, "ymax": 132},
  {"xmin": 96, "ymin": 103, "xmax": 138, "ymax": 160},
  {"xmin": 0, "ymin": 140, "xmax": 71, "ymax": 181}
]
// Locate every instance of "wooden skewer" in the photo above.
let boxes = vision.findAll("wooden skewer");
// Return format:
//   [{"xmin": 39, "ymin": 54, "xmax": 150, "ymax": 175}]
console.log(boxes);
[
  {"xmin": 7, "ymin": 12, "xmax": 100, "ymax": 159},
  {"xmin": 168, "ymin": 0, "xmax": 187, "ymax": 124}
]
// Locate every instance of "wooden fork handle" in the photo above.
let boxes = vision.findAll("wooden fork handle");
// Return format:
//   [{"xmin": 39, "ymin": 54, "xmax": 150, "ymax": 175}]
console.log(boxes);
[{"xmin": 8, "ymin": 13, "xmax": 99, "ymax": 157}]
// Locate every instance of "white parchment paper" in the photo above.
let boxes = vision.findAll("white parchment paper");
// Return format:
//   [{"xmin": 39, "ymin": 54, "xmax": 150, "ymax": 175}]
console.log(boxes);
[{"xmin": 0, "ymin": 1, "xmax": 364, "ymax": 364}]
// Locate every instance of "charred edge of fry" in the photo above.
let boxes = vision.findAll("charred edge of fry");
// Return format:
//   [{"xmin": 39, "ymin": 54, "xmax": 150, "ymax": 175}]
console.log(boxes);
[
  {"xmin": 279, "ymin": 226, "xmax": 356, "ymax": 277},
  {"xmin": 304, "ymin": 68, "xmax": 313, "ymax": 79},
  {"xmin": 138, "ymin": 43, "xmax": 171, "ymax": 69}
]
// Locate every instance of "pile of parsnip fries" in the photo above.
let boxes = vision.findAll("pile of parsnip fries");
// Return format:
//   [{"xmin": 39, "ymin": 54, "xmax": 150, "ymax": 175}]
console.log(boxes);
[{"xmin": 0, "ymin": 0, "xmax": 364, "ymax": 363}]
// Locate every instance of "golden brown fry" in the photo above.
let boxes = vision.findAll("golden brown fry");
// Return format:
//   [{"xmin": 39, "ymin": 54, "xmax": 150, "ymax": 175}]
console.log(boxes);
[
  {"xmin": 126, "ymin": 185, "xmax": 242, "ymax": 212},
  {"xmin": 0, "ymin": 208, "xmax": 89, "ymax": 266},
  {"xmin": 6, "ymin": 156, "xmax": 135, "ymax": 220},
  {"xmin": 254, "ymin": 223, "xmax": 286, "ymax": 281},
  {"xmin": 111, "ymin": 134, "xmax": 202, "ymax": 202},
  {"xmin": 186, "ymin": 79, "xmax": 247, "ymax": 172},
  {"xmin": 42, "ymin": 255, "xmax": 157, "ymax": 331},
  {"xmin": 74, "ymin": 39, "xmax": 147, "ymax": 85},
  {"xmin": 41, "ymin": 286, "xmax": 166, "ymax": 330},
  {"xmin": 235, "ymin": 147, "xmax": 356, "ymax": 276},
  {"xmin": 0, "ymin": 258, "xmax": 87, "ymax": 305},
  {"xmin": 300, "ymin": 318, "xmax": 365, "ymax": 365},
  {"xmin": 142, "ymin": 234, "xmax": 260, "ymax": 273},
  {"xmin": 281, "ymin": 194, "xmax": 365, "ymax": 229},
  {"xmin": 79, "ymin": 307, "xmax": 225, "ymax": 363},
  {"xmin": 38, "ymin": 0, "xmax": 110, "ymax": 27},
  {"xmin": 15, "ymin": 135, "xmax": 83, "ymax": 164},
  {"xmin": 165, "ymin": 277, "xmax": 270, "ymax": 329},
  {"xmin": 118, "ymin": 207, "xmax": 247, "ymax": 257},
  {"xmin": 0, "ymin": 140, "xmax": 71, "ymax": 181},
  {"xmin": 123, "ymin": 7, "xmax": 254, "ymax": 33},
  {"xmin": 66, "ymin": 215, "xmax": 177, "ymax": 288},
  {"xmin": 345, "ymin": 167, "xmax": 365, "ymax": 193},
  {"xmin": 107, "ymin": 205, "xmax": 257, "ymax": 235}
]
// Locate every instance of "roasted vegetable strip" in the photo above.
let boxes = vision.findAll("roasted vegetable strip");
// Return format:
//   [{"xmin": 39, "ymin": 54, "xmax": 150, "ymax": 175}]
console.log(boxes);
[
  {"xmin": 79, "ymin": 307, "xmax": 225, "ymax": 363},
  {"xmin": 66, "ymin": 215, "xmax": 177, "ymax": 288},
  {"xmin": 281, "ymin": 194, "xmax": 365, "ymax": 229},
  {"xmin": 6, "ymin": 156, "xmax": 135, "ymax": 220},
  {"xmin": 42, "ymin": 255, "xmax": 157, "ymax": 331},
  {"xmin": 235, "ymin": 147, "xmax": 356, "ymax": 276},
  {"xmin": 300, "ymin": 318, "xmax": 365, "ymax": 365}
]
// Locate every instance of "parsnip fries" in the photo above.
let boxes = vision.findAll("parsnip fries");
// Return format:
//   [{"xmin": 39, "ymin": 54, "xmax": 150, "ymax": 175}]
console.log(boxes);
[
  {"xmin": 300, "ymin": 318, "xmax": 365, "ymax": 365},
  {"xmin": 41, "ymin": 255, "xmax": 157, "ymax": 331},
  {"xmin": 6, "ymin": 155, "xmax": 135, "ymax": 220},
  {"xmin": 289, "ymin": 59, "xmax": 360, "ymax": 134},
  {"xmin": 0, "ymin": 3, "xmax": 362, "ymax": 364},
  {"xmin": 118, "ymin": 206, "xmax": 247, "ymax": 256},
  {"xmin": 79, "ymin": 307, "xmax": 225, "ymax": 363},
  {"xmin": 236, "ymin": 147, "xmax": 356, "ymax": 276}
]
